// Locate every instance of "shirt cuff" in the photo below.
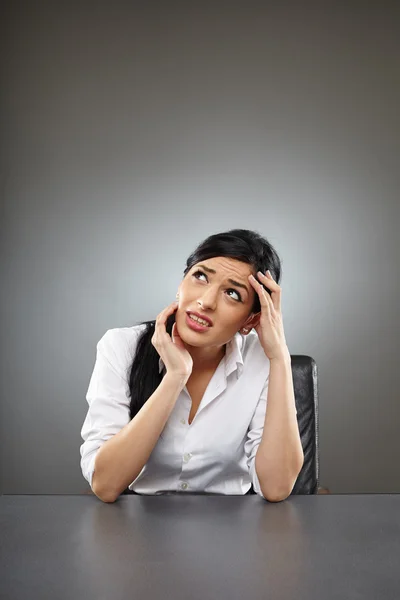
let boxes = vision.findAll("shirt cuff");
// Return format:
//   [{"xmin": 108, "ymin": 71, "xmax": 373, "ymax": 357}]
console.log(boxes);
[{"xmin": 249, "ymin": 457, "xmax": 267, "ymax": 500}]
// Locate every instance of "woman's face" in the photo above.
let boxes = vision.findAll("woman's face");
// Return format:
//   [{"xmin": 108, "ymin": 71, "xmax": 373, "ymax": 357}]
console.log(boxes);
[{"xmin": 175, "ymin": 256, "xmax": 259, "ymax": 347}]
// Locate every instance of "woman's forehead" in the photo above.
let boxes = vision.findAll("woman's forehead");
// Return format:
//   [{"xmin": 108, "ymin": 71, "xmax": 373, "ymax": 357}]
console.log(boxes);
[{"xmin": 193, "ymin": 257, "xmax": 253, "ymax": 276}]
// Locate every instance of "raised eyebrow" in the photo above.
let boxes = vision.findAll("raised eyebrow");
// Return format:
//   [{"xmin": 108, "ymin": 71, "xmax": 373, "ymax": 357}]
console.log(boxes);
[{"xmin": 195, "ymin": 264, "xmax": 249, "ymax": 294}]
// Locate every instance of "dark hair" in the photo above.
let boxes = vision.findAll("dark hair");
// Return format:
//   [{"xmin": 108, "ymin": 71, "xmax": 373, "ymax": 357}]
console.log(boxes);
[{"xmin": 126, "ymin": 228, "xmax": 282, "ymax": 420}]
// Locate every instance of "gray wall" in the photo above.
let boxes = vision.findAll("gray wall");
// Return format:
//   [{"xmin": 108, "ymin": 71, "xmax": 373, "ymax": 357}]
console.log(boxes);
[{"xmin": 1, "ymin": 2, "xmax": 399, "ymax": 495}]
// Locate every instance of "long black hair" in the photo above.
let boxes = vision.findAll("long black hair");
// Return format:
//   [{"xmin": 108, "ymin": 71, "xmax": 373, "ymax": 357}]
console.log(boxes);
[{"xmin": 126, "ymin": 229, "xmax": 282, "ymax": 420}]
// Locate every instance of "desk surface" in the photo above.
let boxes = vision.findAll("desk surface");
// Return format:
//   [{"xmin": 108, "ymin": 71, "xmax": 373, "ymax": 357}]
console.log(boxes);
[{"xmin": 1, "ymin": 494, "xmax": 399, "ymax": 600}]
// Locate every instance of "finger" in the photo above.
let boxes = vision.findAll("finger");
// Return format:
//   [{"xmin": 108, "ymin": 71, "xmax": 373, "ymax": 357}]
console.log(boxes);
[
  {"xmin": 172, "ymin": 322, "xmax": 181, "ymax": 340},
  {"xmin": 154, "ymin": 302, "xmax": 179, "ymax": 344},
  {"xmin": 171, "ymin": 322, "xmax": 185, "ymax": 348},
  {"xmin": 255, "ymin": 271, "xmax": 282, "ymax": 312},
  {"xmin": 156, "ymin": 301, "xmax": 179, "ymax": 326},
  {"xmin": 261, "ymin": 286, "xmax": 275, "ymax": 317},
  {"xmin": 248, "ymin": 275, "xmax": 273, "ymax": 315}
]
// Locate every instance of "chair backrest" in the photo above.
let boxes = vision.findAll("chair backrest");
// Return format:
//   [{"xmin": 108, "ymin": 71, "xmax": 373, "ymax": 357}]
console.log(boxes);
[
  {"xmin": 290, "ymin": 355, "xmax": 319, "ymax": 494},
  {"xmin": 247, "ymin": 354, "xmax": 319, "ymax": 496}
]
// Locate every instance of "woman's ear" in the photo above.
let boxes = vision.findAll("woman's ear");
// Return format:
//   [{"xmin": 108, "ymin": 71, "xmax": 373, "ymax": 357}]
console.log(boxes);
[{"xmin": 240, "ymin": 312, "xmax": 261, "ymax": 334}]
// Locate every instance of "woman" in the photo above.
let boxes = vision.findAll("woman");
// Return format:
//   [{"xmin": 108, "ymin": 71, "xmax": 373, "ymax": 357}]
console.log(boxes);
[{"xmin": 80, "ymin": 228, "xmax": 304, "ymax": 503}]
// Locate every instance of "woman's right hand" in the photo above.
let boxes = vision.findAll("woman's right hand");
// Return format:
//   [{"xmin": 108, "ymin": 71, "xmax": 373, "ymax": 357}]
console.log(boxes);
[{"xmin": 151, "ymin": 301, "xmax": 193, "ymax": 383}]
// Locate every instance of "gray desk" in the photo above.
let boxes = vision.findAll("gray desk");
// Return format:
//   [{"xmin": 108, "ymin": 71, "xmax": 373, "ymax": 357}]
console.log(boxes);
[{"xmin": 1, "ymin": 494, "xmax": 399, "ymax": 600}]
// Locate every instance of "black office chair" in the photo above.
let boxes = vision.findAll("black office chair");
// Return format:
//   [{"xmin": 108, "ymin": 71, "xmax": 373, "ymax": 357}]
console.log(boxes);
[
  {"xmin": 121, "ymin": 354, "xmax": 320, "ymax": 497},
  {"xmin": 289, "ymin": 355, "xmax": 319, "ymax": 494}
]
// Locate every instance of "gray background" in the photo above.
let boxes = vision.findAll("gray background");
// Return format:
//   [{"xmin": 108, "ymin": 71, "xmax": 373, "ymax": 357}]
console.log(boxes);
[{"xmin": 1, "ymin": 1, "xmax": 399, "ymax": 495}]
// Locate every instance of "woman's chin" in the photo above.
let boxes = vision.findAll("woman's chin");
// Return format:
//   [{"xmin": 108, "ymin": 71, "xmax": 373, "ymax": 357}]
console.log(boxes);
[
  {"xmin": 179, "ymin": 330, "xmax": 203, "ymax": 345},
  {"xmin": 177, "ymin": 321, "xmax": 210, "ymax": 344}
]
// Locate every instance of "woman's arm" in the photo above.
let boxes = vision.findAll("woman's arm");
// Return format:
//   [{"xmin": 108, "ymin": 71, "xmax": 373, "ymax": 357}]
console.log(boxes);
[
  {"xmin": 255, "ymin": 352, "xmax": 304, "ymax": 501},
  {"xmin": 92, "ymin": 373, "xmax": 186, "ymax": 502}
]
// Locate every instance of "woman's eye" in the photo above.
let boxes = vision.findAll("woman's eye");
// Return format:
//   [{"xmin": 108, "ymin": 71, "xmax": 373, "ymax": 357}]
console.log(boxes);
[
  {"xmin": 193, "ymin": 270, "xmax": 207, "ymax": 281},
  {"xmin": 192, "ymin": 270, "xmax": 242, "ymax": 302},
  {"xmin": 227, "ymin": 289, "xmax": 241, "ymax": 302}
]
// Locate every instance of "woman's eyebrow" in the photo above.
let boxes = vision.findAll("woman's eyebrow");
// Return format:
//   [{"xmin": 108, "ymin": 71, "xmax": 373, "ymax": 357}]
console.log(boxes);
[{"xmin": 196, "ymin": 264, "xmax": 249, "ymax": 294}]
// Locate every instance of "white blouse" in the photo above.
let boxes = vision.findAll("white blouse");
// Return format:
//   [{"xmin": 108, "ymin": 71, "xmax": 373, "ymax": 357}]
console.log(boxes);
[{"xmin": 80, "ymin": 324, "xmax": 273, "ymax": 498}]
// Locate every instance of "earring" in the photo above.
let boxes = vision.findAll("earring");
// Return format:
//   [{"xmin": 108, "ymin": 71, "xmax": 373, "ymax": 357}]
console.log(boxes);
[
  {"xmin": 241, "ymin": 328, "xmax": 249, "ymax": 334},
  {"xmin": 176, "ymin": 293, "xmax": 179, "ymax": 299}
]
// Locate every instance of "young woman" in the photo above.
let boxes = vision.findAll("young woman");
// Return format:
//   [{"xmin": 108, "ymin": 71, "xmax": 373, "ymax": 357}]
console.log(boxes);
[{"xmin": 80, "ymin": 228, "xmax": 304, "ymax": 503}]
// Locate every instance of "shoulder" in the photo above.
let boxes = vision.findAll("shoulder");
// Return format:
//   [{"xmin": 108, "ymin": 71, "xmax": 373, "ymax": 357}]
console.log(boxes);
[{"xmin": 96, "ymin": 324, "xmax": 148, "ymax": 378}]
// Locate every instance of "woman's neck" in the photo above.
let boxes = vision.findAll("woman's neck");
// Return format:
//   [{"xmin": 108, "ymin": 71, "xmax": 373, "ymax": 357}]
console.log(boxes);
[{"xmin": 186, "ymin": 343, "xmax": 226, "ymax": 373}]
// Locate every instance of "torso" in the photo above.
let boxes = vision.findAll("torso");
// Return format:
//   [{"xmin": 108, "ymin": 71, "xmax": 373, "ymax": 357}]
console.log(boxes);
[
  {"xmin": 185, "ymin": 370, "xmax": 217, "ymax": 425},
  {"xmin": 185, "ymin": 348, "xmax": 226, "ymax": 425}
]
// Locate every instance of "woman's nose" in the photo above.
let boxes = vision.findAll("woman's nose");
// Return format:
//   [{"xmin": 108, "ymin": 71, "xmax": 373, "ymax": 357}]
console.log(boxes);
[{"xmin": 198, "ymin": 289, "xmax": 218, "ymax": 310}]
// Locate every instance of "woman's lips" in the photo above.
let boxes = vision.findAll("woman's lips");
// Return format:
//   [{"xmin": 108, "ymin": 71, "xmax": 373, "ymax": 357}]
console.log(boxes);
[{"xmin": 185, "ymin": 313, "xmax": 211, "ymax": 332}]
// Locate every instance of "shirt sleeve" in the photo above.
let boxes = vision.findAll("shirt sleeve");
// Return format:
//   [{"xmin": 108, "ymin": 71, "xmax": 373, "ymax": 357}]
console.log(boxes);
[
  {"xmin": 244, "ymin": 376, "xmax": 269, "ymax": 500},
  {"xmin": 79, "ymin": 329, "xmax": 133, "ymax": 489}
]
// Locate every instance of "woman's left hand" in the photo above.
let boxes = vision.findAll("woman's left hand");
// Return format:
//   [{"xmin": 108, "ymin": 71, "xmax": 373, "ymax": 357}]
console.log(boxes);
[{"xmin": 248, "ymin": 270, "xmax": 290, "ymax": 362}]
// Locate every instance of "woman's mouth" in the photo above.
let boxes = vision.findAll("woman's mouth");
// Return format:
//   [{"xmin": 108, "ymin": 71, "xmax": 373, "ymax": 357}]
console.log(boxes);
[{"xmin": 185, "ymin": 313, "xmax": 211, "ymax": 332}]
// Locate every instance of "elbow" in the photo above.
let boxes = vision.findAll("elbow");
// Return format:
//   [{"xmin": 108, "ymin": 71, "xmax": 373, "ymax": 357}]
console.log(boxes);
[
  {"xmin": 259, "ymin": 467, "xmax": 302, "ymax": 503},
  {"xmin": 262, "ymin": 488, "xmax": 291, "ymax": 503},
  {"xmin": 264, "ymin": 473, "xmax": 303, "ymax": 503},
  {"xmin": 91, "ymin": 472, "xmax": 119, "ymax": 503},
  {"xmin": 95, "ymin": 490, "xmax": 119, "ymax": 503}
]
